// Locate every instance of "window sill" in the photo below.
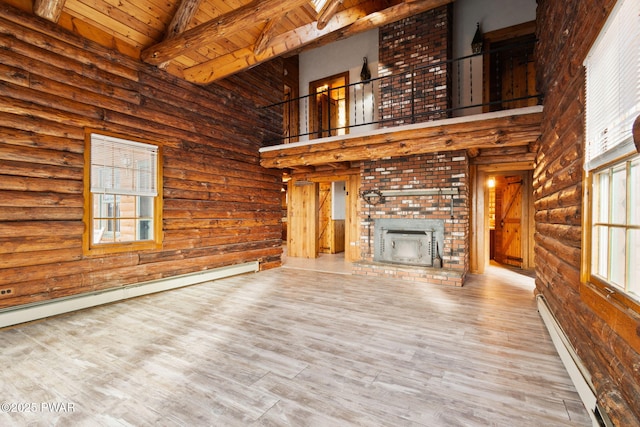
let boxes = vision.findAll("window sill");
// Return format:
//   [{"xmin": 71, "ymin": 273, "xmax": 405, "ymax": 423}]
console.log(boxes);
[
  {"xmin": 83, "ymin": 241, "xmax": 162, "ymax": 257},
  {"xmin": 580, "ymin": 280, "xmax": 640, "ymax": 353}
]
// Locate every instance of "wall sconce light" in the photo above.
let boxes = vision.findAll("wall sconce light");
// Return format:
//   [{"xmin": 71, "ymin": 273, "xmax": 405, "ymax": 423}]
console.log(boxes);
[
  {"xmin": 360, "ymin": 57, "xmax": 371, "ymax": 81},
  {"xmin": 472, "ymin": 22, "xmax": 483, "ymax": 54},
  {"xmin": 487, "ymin": 177, "xmax": 495, "ymax": 188}
]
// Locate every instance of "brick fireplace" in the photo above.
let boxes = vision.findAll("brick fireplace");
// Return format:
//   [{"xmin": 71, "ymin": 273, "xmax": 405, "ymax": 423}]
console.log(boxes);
[
  {"xmin": 353, "ymin": 151, "xmax": 469, "ymax": 286},
  {"xmin": 351, "ymin": 7, "xmax": 465, "ymax": 285}
]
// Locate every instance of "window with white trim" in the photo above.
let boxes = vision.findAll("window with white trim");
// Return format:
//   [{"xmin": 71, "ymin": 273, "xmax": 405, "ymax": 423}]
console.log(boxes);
[
  {"xmin": 84, "ymin": 131, "xmax": 162, "ymax": 254},
  {"xmin": 584, "ymin": 0, "xmax": 640, "ymax": 301}
]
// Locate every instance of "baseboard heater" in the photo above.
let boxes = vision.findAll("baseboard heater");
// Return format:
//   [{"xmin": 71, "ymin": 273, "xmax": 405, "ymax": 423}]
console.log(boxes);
[
  {"xmin": 0, "ymin": 262, "xmax": 259, "ymax": 329},
  {"xmin": 536, "ymin": 294, "xmax": 613, "ymax": 427}
]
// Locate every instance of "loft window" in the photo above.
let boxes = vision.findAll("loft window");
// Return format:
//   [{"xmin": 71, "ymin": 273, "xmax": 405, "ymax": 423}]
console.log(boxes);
[
  {"xmin": 84, "ymin": 131, "xmax": 162, "ymax": 255},
  {"xmin": 584, "ymin": 0, "xmax": 640, "ymax": 302}
]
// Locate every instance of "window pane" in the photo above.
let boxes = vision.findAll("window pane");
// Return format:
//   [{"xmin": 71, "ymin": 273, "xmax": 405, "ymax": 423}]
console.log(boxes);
[
  {"xmin": 611, "ymin": 164, "xmax": 627, "ymax": 224},
  {"xmin": 119, "ymin": 195, "xmax": 136, "ymax": 219},
  {"xmin": 630, "ymin": 158, "xmax": 639, "ymax": 225},
  {"xmin": 594, "ymin": 171, "xmax": 609, "ymax": 223},
  {"xmin": 93, "ymin": 219, "xmax": 109, "ymax": 244},
  {"xmin": 593, "ymin": 225, "xmax": 609, "ymax": 278},
  {"xmin": 138, "ymin": 196, "xmax": 154, "ymax": 218},
  {"xmin": 117, "ymin": 219, "xmax": 136, "ymax": 242},
  {"xmin": 137, "ymin": 219, "xmax": 153, "ymax": 241},
  {"xmin": 629, "ymin": 229, "xmax": 640, "ymax": 298},
  {"xmin": 609, "ymin": 227, "xmax": 626, "ymax": 288}
]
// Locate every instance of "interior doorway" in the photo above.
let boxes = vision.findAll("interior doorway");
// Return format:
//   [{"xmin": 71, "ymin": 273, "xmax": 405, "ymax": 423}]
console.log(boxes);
[
  {"xmin": 286, "ymin": 173, "xmax": 361, "ymax": 262},
  {"xmin": 309, "ymin": 72, "xmax": 349, "ymax": 139},
  {"xmin": 471, "ymin": 166, "xmax": 534, "ymax": 274},
  {"xmin": 318, "ymin": 182, "xmax": 347, "ymax": 254},
  {"xmin": 488, "ymin": 174, "xmax": 530, "ymax": 269}
]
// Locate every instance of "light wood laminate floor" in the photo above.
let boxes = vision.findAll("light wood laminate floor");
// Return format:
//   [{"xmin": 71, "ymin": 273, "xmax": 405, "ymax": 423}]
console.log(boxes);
[{"xmin": 1, "ymin": 263, "xmax": 591, "ymax": 426}]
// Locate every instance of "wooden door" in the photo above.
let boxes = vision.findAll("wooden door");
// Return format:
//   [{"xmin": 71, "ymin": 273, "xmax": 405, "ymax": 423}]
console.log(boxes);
[
  {"xmin": 287, "ymin": 180, "xmax": 318, "ymax": 258},
  {"xmin": 483, "ymin": 22, "xmax": 537, "ymax": 112},
  {"xmin": 283, "ymin": 85, "xmax": 299, "ymax": 143},
  {"xmin": 309, "ymin": 72, "xmax": 348, "ymax": 140},
  {"xmin": 494, "ymin": 176, "xmax": 523, "ymax": 267},
  {"xmin": 313, "ymin": 93, "xmax": 339, "ymax": 138},
  {"xmin": 490, "ymin": 34, "xmax": 536, "ymax": 111},
  {"xmin": 318, "ymin": 183, "xmax": 332, "ymax": 253},
  {"xmin": 345, "ymin": 174, "xmax": 361, "ymax": 262}
]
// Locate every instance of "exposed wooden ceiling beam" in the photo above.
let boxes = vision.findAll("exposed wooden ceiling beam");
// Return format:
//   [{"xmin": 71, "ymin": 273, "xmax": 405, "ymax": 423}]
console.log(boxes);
[
  {"xmin": 184, "ymin": 0, "xmax": 451, "ymax": 84},
  {"xmin": 164, "ymin": 0, "xmax": 203, "ymax": 40},
  {"xmin": 33, "ymin": 0, "xmax": 66, "ymax": 22},
  {"xmin": 158, "ymin": 0, "xmax": 203, "ymax": 69},
  {"xmin": 317, "ymin": 0, "xmax": 344, "ymax": 30},
  {"xmin": 140, "ymin": 0, "xmax": 310, "ymax": 66},
  {"xmin": 254, "ymin": 16, "xmax": 285, "ymax": 57}
]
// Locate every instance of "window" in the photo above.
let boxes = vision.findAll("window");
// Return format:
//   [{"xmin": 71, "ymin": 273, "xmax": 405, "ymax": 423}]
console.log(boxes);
[
  {"xmin": 584, "ymin": 0, "xmax": 640, "ymax": 302},
  {"xmin": 84, "ymin": 131, "xmax": 162, "ymax": 254},
  {"xmin": 590, "ymin": 156, "xmax": 640, "ymax": 298}
]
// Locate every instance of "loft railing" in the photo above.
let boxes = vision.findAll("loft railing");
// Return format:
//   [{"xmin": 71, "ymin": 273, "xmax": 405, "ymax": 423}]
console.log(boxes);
[{"xmin": 263, "ymin": 39, "xmax": 542, "ymax": 146}]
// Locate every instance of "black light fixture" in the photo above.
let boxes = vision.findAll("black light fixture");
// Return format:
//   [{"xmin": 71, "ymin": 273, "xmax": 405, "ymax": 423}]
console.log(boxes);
[
  {"xmin": 360, "ymin": 57, "xmax": 371, "ymax": 81},
  {"xmin": 471, "ymin": 22, "xmax": 483, "ymax": 54}
]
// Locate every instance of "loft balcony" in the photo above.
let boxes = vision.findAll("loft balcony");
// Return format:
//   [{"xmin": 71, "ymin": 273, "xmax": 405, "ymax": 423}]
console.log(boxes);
[{"xmin": 260, "ymin": 40, "xmax": 543, "ymax": 170}]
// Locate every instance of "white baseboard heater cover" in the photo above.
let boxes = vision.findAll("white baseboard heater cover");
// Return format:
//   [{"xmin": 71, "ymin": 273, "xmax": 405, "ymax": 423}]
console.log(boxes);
[
  {"xmin": 0, "ymin": 262, "xmax": 259, "ymax": 329},
  {"xmin": 536, "ymin": 294, "xmax": 613, "ymax": 427}
]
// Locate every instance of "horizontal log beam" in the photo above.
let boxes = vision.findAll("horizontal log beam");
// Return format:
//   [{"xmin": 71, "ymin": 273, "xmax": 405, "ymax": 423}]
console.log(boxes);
[
  {"xmin": 260, "ymin": 110, "xmax": 543, "ymax": 169},
  {"xmin": 140, "ymin": 0, "xmax": 310, "ymax": 65}
]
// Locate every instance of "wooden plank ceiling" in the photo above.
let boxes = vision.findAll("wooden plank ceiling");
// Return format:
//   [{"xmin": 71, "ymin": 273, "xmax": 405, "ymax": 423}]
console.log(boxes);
[{"xmin": 8, "ymin": 0, "xmax": 452, "ymax": 84}]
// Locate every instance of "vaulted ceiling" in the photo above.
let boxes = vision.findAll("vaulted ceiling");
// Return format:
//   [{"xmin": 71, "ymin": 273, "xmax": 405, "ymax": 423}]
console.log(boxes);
[{"xmin": 7, "ymin": 0, "xmax": 452, "ymax": 84}]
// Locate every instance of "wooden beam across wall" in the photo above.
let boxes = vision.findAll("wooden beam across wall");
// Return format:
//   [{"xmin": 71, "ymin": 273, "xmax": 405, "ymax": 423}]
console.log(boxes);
[{"xmin": 260, "ymin": 109, "xmax": 542, "ymax": 169}]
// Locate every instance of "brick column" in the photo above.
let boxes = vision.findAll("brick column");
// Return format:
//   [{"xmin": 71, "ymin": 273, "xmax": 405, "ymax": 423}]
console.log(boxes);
[{"xmin": 378, "ymin": 5, "xmax": 453, "ymax": 126}]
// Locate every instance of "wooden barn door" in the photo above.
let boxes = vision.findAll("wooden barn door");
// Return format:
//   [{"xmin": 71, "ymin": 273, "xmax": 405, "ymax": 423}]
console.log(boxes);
[
  {"xmin": 494, "ymin": 175, "xmax": 523, "ymax": 267},
  {"xmin": 318, "ymin": 183, "xmax": 332, "ymax": 253},
  {"xmin": 287, "ymin": 179, "xmax": 318, "ymax": 258}
]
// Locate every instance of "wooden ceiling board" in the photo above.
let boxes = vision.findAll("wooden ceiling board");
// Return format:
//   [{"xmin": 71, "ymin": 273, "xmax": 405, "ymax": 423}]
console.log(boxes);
[
  {"xmin": 281, "ymin": 8, "xmax": 315, "ymax": 31},
  {"xmin": 176, "ymin": 45, "xmax": 216, "ymax": 65},
  {"xmin": 195, "ymin": 0, "xmax": 248, "ymax": 21},
  {"xmin": 63, "ymin": 1, "xmax": 159, "ymax": 47},
  {"xmin": 57, "ymin": 11, "xmax": 142, "ymax": 57},
  {"xmin": 71, "ymin": 0, "xmax": 165, "ymax": 38},
  {"xmin": 8, "ymin": 0, "xmax": 453, "ymax": 84}
]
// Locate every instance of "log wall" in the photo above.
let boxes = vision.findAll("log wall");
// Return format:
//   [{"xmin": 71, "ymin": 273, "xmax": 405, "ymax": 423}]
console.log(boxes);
[
  {"xmin": 535, "ymin": 0, "xmax": 640, "ymax": 424},
  {"xmin": 0, "ymin": 4, "xmax": 283, "ymax": 309}
]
